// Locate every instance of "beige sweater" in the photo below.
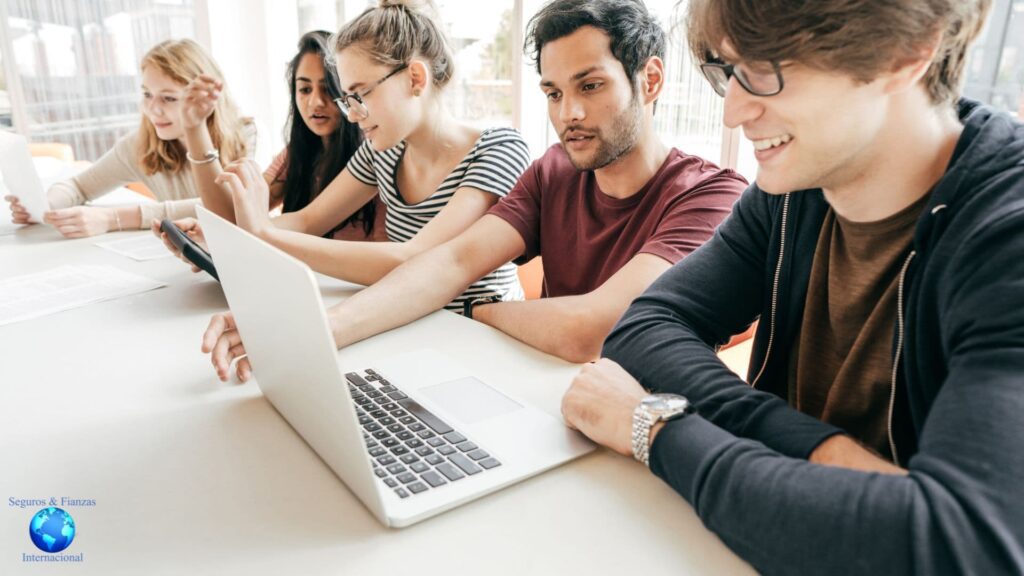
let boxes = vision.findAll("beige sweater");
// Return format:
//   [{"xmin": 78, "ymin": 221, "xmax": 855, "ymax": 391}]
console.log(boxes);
[{"xmin": 48, "ymin": 126, "xmax": 256, "ymax": 227}]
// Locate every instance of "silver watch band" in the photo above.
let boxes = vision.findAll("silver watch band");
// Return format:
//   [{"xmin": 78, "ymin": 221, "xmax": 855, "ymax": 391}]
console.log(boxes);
[{"xmin": 631, "ymin": 404, "xmax": 655, "ymax": 467}]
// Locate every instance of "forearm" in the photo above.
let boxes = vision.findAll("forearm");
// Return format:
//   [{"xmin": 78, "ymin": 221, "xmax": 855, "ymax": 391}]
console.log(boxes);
[
  {"xmin": 648, "ymin": 414, "xmax": 1023, "ymax": 575},
  {"xmin": 183, "ymin": 125, "xmax": 232, "ymax": 220},
  {"xmin": 473, "ymin": 297, "xmax": 607, "ymax": 363},
  {"xmin": 327, "ymin": 243, "xmax": 474, "ymax": 348},
  {"xmin": 270, "ymin": 210, "xmax": 308, "ymax": 232},
  {"xmin": 262, "ymin": 227, "xmax": 410, "ymax": 286},
  {"xmin": 111, "ymin": 205, "xmax": 143, "ymax": 231},
  {"xmin": 47, "ymin": 183, "xmax": 84, "ymax": 209}
]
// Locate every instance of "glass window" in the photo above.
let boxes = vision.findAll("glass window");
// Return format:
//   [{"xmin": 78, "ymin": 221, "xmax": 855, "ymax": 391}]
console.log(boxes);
[
  {"xmin": 963, "ymin": 0, "xmax": 1024, "ymax": 116},
  {"xmin": 648, "ymin": 0, "xmax": 724, "ymax": 165},
  {"xmin": 1, "ymin": 0, "xmax": 197, "ymax": 160},
  {"xmin": 0, "ymin": 44, "xmax": 11, "ymax": 129},
  {"xmin": 437, "ymin": 0, "xmax": 515, "ymax": 127}
]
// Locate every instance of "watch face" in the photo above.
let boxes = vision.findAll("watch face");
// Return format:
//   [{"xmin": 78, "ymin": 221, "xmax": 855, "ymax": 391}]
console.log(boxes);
[{"xmin": 642, "ymin": 394, "xmax": 690, "ymax": 418}]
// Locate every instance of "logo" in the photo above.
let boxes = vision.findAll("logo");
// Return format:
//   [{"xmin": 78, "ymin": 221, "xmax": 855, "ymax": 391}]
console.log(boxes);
[{"xmin": 28, "ymin": 507, "xmax": 76, "ymax": 553}]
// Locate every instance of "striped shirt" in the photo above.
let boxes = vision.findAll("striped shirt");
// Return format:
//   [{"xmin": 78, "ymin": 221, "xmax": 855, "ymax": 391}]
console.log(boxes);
[{"xmin": 346, "ymin": 126, "xmax": 530, "ymax": 312}]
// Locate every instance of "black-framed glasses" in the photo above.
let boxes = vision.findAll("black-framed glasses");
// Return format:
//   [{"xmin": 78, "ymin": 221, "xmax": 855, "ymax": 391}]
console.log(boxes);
[
  {"xmin": 699, "ymin": 57, "xmax": 784, "ymax": 98},
  {"xmin": 333, "ymin": 63, "xmax": 409, "ymax": 121}
]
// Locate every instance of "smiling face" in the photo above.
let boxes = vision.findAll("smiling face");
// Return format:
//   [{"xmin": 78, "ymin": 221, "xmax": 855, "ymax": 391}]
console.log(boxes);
[
  {"xmin": 140, "ymin": 65, "xmax": 187, "ymax": 141},
  {"xmin": 334, "ymin": 47, "xmax": 417, "ymax": 151},
  {"xmin": 719, "ymin": 51, "xmax": 892, "ymax": 195},
  {"xmin": 539, "ymin": 26, "xmax": 644, "ymax": 171},
  {"xmin": 295, "ymin": 53, "xmax": 342, "ymax": 140}
]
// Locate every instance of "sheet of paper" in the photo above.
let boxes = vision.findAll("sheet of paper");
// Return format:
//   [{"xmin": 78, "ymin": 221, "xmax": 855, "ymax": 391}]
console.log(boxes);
[
  {"xmin": 95, "ymin": 234, "xmax": 172, "ymax": 261},
  {"xmin": 0, "ymin": 132, "xmax": 50, "ymax": 222},
  {"xmin": 0, "ymin": 265, "xmax": 165, "ymax": 327}
]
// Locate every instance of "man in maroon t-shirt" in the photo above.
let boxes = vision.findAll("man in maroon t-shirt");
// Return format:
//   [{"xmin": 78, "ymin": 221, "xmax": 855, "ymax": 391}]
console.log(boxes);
[{"xmin": 203, "ymin": 0, "xmax": 746, "ymax": 377}]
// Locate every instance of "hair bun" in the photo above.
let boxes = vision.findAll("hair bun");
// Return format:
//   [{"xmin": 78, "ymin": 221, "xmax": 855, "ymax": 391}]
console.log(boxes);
[{"xmin": 378, "ymin": 0, "xmax": 436, "ymax": 15}]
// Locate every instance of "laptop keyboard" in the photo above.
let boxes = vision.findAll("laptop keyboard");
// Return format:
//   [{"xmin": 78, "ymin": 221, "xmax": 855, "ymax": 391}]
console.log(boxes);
[{"xmin": 346, "ymin": 369, "xmax": 501, "ymax": 499}]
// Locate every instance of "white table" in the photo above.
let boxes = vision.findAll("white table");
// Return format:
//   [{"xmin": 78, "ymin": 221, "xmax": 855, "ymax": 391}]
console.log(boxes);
[{"xmin": 0, "ymin": 224, "xmax": 755, "ymax": 575}]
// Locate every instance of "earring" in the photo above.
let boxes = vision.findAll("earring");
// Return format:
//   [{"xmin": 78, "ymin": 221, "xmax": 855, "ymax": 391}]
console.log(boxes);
[{"xmin": 413, "ymin": 88, "xmax": 422, "ymax": 97}]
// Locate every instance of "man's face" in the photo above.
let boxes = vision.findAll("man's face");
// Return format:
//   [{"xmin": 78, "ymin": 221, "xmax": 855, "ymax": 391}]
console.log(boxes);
[
  {"xmin": 720, "ymin": 52, "xmax": 891, "ymax": 195},
  {"xmin": 539, "ymin": 26, "xmax": 644, "ymax": 171}
]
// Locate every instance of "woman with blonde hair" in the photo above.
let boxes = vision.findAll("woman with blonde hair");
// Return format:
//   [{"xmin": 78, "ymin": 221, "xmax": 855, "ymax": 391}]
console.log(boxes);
[{"xmin": 6, "ymin": 38, "xmax": 255, "ymax": 238}]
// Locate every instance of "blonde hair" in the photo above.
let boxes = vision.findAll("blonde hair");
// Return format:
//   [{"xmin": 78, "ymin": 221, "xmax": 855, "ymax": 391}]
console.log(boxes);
[
  {"xmin": 137, "ymin": 39, "xmax": 250, "ymax": 175},
  {"xmin": 332, "ymin": 0, "xmax": 454, "ymax": 90}
]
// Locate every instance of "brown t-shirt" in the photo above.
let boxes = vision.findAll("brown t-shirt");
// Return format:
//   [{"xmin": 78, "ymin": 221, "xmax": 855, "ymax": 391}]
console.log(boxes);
[
  {"xmin": 487, "ymin": 144, "xmax": 745, "ymax": 297},
  {"xmin": 787, "ymin": 193, "xmax": 929, "ymax": 459}
]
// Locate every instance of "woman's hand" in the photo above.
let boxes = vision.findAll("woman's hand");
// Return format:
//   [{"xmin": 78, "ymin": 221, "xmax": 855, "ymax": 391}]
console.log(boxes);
[
  {"xmin": 180, "ymin": 74, "xmax": 223, "ymax": 131},
  {"xmin": 43, "ymin": 206, "xmax": 116, "ymax": 238},
  {"xmin": 216, "ymin": 159, "xmax": 274, "ymax": 237},
  {"xmin": 151, "ymin": 217, "xmax": 206, "ymax": 273},
  {"xmin": 5, "ymin": 195, "xmax": 36, "ymax": 225}
]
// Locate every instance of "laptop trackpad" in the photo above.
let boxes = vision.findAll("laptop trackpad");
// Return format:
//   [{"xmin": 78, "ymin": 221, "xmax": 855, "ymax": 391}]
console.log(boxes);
[{"xmin": 419, "ymin": 377, "xmax": 522, "ymax": 425}]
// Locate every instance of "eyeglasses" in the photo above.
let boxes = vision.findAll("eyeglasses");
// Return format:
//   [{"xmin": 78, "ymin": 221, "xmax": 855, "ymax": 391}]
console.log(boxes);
[
  {"xmin": 333, "ymin": 63, "xmax": 409, "ymax": 121},
  {"xmin": 699, "ymin": 57, "xmax": 784, "ymax": 98}
]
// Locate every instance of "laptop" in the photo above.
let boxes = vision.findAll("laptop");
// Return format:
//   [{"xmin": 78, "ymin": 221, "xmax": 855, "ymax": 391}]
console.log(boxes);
[
  {"xmin": 0, "ymin": 131, "xmax": 50, "ymax": 222},
  {"xmin": 197, "ymin": 206, "xmax": 595, "ymax": 527}
]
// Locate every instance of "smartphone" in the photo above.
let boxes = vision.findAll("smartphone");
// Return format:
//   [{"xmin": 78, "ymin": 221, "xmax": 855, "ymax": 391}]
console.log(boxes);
[{"xmin": 160, "ymin": 219, "xmax": 219, "ymax": 281}]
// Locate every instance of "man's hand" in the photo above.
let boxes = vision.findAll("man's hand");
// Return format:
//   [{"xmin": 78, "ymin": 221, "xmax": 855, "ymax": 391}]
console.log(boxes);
[
  {"xmin": 151, "ymin": 217, "xmax": 206, "ymax": 273},
  {"xmin": 43, "ymin": 206, "xmax": 115, "ymax": 238},
  {"xmin": 216, "ymin": 159, "xmax": 273, "ymax": 237},
  {"xmin": 562, "ymin": 358, "xmax": 649, "ymax": 457},
  {"xmin": 201, "ymin": 312, "xmax": 252, "ymax": 382}
]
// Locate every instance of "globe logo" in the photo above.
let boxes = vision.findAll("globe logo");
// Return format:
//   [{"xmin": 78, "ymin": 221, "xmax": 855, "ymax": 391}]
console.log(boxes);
[{"xmin": 29, "ymin": 507, "xmax": 76, "ymax": 553}]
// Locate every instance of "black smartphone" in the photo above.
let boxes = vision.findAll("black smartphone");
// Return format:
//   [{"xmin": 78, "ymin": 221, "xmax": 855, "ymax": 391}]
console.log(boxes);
[{"xmin": 160, "ymin": 219, "xmax": 219, "ymax": 281}]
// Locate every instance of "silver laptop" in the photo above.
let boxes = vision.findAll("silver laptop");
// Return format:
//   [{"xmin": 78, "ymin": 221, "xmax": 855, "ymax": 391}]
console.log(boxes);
[
  {"xmin": 197, "ymin": 206, "xmax": 594, "ymax": 527},
  {"xmin": 0, "ymin": 131, "xmax": 50, "ymax": 222}
]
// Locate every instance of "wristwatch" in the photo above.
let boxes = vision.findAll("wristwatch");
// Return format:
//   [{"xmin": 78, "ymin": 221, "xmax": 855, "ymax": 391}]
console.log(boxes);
[
  {"xmin": 462, "ymin": 294, "xmax": 502, "ymax": 319},
  {"xmin": 631, "ymin": 393, "xmax": 693, "ymax": 467},
  {"xmin": 186, "ymin": 149, "xmax": 220, "ymax": 165}
]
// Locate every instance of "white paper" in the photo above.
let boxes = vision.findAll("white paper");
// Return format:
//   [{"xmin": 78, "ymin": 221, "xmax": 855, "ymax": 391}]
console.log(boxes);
[
  {"xmin": 95, "ymin": 234, "xmax": 172, "ymax": 261},
  {"xmin": 0, "ymin": 265, "xmax": 165, "ymax": 326},
  {"xmin": 0, "ymin": 132, "xmax": 50, "ymax": 222}
]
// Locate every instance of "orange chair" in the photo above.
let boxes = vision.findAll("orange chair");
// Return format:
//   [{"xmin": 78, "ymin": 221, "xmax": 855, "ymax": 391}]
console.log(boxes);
[
  {"xmin": 28, "ymin": 142, "xmax": 75, "ymax": 162},
  {"xmin": 722, "ymin": 322, "xmax": 757, "ymax": 350},
  {"xmin": 125, "ymin": 182, "xmax": 156, "ymax": 200},
  {"xmin": 517, "ymin": 257, "xmax": 544, "ymax": 300}
]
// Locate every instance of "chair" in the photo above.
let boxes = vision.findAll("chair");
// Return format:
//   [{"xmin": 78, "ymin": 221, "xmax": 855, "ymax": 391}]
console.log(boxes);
[
  {"xmin": 28, "ymin": 142, "xmax": 75, "ymax": 163},
  {"xmin": 517, "ymin": 257, "xmax": 544, "ymax": 300},
  {"xmin": 125, "ymin": 182, "xmax": 156, "ymax": 200}
]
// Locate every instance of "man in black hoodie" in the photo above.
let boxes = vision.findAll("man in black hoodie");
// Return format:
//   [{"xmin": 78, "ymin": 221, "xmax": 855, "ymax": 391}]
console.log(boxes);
[{"xmin": 561, "ymin": 0, "xmax": 1024, "ymax": 574}]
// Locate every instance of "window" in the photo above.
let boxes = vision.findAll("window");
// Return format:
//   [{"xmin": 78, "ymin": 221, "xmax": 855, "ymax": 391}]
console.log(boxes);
[
  {"xmin": 437, "ymin": 0, "xmax": 516, "ymax": 127},
  {"xmin": 0, "ymin": 43, "xmax": 10, "ymax": 129},
  {"xmin": 964, "ymin": 0, "xmax": 1024, "ymax": 116},
  {"xmin": 648, "ymin": 0, "xmax": 724, "ymax": 165},
  {"xmin": 0, "ymin": 0, "xmax": 198, "ymax": 161}
]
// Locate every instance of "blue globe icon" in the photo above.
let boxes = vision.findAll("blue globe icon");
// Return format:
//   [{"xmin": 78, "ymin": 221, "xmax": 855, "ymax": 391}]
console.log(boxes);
[{"xmin": 29, "ymin": 507, "xmax": 76, "ymax": 553}]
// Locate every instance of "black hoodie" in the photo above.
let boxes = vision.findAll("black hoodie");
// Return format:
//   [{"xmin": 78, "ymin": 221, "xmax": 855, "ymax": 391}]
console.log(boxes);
[{"xmin": 603, "ymin": 100, "xmax": 1024, "ymax": 575}]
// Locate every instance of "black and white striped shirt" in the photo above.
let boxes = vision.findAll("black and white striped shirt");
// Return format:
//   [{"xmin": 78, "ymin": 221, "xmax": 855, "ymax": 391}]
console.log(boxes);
[{"xmin": 346, "ymin": 126, "xmax": 530, "ymax": 312}]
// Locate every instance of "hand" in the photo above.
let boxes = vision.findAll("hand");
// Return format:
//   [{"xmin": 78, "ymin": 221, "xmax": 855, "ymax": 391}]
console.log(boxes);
[
  {"xmin": 201, "ymin": 312, "xmax": 252, "ymax": 382},
  {"xmin": 561, "ymin": 358, "xmax": 649, "ymax": 457},
  {"xmin": 43, "ymin": 206, "xmax": 114, "ymax": 238},
  {"xmin": 180, "ymin": 74, "xmax": 222, "ymax": 130},
  {"xmin": 5, "ymin": 195, "xmax": 36, "ymax": 225},
  {"xmin": 216, "ymin": 159, "xmax": 273, "ymax": 236},
  {"xmin": 151, "ymin": 217, "xmax": 206, "ymax": 273}
]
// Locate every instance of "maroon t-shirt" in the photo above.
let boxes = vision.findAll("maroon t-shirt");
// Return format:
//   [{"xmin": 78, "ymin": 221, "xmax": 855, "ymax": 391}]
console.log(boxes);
[{"xmin": 488, "ymin": 144, "xmax": 746, "ymax": 298}]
